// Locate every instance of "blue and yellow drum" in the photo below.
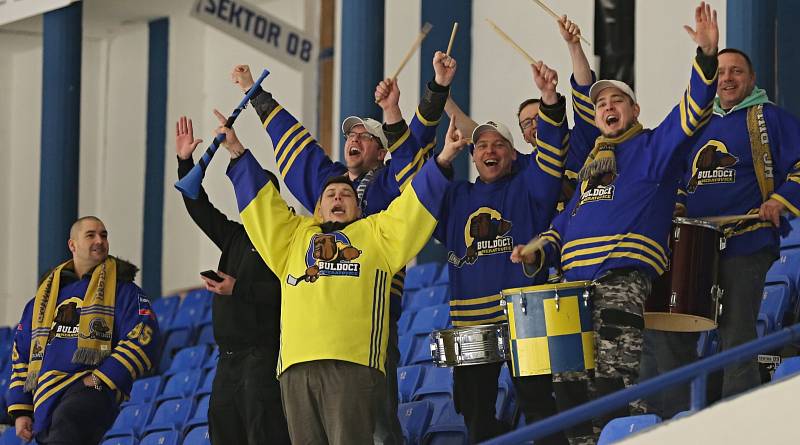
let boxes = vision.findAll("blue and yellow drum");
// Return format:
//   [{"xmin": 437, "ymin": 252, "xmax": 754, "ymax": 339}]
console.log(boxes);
[{"xmin": 501, "ymin": 281, "xmax": 595, "ymax": 377}]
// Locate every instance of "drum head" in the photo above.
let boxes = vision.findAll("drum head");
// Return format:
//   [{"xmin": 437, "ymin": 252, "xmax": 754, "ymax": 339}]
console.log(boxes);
[{"xmin": 644, "ymin": 312, "xmax": 717, "ymax": 332}]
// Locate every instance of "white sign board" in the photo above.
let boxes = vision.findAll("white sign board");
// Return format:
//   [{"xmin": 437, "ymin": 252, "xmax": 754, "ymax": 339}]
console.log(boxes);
[
  {"xmin": 191, "ymin": 0, "xmax": 318, "ymax": 71},
  {"xmin": 0, "ymin": 0, "xmax": 77, "ymax": 26}
]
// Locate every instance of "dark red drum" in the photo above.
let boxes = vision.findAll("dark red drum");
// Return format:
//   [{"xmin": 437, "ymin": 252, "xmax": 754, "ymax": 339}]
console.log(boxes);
[{"xmin": 645, "ymin": 217, "xmax": 725, "ymax": 332}]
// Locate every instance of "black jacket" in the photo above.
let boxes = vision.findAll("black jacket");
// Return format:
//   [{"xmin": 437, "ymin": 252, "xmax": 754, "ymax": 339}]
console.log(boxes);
[{"xmin": 178, "ymin": 158, "xmax": 281, "ymax": 352}]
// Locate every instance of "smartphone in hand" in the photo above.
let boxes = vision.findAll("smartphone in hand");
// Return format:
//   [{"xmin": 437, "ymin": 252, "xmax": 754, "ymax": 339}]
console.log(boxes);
[{"xmin": 200, "ymin": 270, "xmax": 224, "ymax": 282}]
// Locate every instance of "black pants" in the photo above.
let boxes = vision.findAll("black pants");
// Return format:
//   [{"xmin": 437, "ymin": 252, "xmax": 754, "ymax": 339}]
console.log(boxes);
[
  {"xmin": 453, "ymin": 362, "xmax": 506, "ymax": 443},
  {"xmin": 209, "ymin": 346, "xmax": 290, "ymax": 445},
  {"xmin": 513, "ymin": 375, "xmax": 568, "ymax": 445},
  {"xmin": 36, "ymin": 377, "xmax": 118, "ymax": 445}
]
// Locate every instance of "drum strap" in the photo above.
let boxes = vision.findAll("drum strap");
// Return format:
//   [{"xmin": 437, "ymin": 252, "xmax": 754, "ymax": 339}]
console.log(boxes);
[
  {"xmin": 600, "ymin": 308, "xmax": 644, "ymax": 330},
  {"xmin": 746, "ymin": 104, "xmax": 774, "ymax": 202}
]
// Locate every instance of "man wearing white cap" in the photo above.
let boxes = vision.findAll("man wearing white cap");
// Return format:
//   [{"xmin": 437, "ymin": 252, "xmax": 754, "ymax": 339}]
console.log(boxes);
[
  {"xmin": 512, "ymin": 3, "xmax": 720, "ymax": 442},
  {"xmin": 434, "ymin": 60, "xmax": 570, "ymax": 444},
  {"xmin": 231, "ymin": 51, "xmax": 456, "ymax": 445}
]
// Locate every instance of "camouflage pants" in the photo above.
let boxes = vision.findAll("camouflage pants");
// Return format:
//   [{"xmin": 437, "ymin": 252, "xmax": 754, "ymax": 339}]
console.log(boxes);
[{"xmin": 551, "ymin": 269, "xmax": 651, "ymax": 445}]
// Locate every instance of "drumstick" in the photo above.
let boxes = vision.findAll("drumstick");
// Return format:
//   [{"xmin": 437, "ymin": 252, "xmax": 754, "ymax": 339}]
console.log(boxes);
[
  {"xmin": 391, "ymin": 22, "xmax": 433, "ymax": 80},
  {"xmin": 446, "ymin": 22, "xmax": 459, "ymax": 56},
  {"xmin": 375, "ymin": 22, "xmax": 433, "ymax": 104},
  {"xmin": 485, "ymin": 19, "xmax": 538, "ymax": 65},
  {"xmin": 701, "ymin": 214, "xmax": 762, "ymax": 225},
  {"xmin": 520, "ymin": 237, "xmax": 548, "ymax": 257},
  {"xmin": 530, "ymin": 0, "xmax": 591, "ymax": 46}
]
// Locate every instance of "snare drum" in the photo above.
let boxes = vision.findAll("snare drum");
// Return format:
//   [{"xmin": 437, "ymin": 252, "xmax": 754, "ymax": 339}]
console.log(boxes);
[
  {"xmin": 429, "ymin": 324, "xmax": 510, "ymax": 367},
  {"xmin": 645, "ymin": 217, "xmax": 725, "ymax": 332},
  {"xmin": 501, "ymin": 281, "xmax": 595, "ymax": 377}
]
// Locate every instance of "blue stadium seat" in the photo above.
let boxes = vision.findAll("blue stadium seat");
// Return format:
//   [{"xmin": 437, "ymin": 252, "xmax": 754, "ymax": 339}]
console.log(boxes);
[
  {"xmin": 397, "ymin": 400, "xmax": 433, "ymax": 445},
  {"xmin": 412, "ymin": 366, "xmax": 454, "ymax": 401},
  {"xmin": 779, "ymin": 218, "xmax": 800, "ymax": 250},
  {"xmin": 495, "ymin": 364, "xmax": 517, "ymax": 425},
  {"xmin": 405, "ymin": 263, "xmax": 441, "ymax": 292},
  {"xmin": 0, "ymin": 326, "xmax": 13, "ymax": 344},
  {"xmin": 159, "ymin": 330, "xmax": 193, "ymax": 374},
  {"xmin": 203, "ymin": 347, "xmax": 219, "ymax": 369},
  {"xmin": 758, "ymin": 284, "xmax": 791, "ymax": 335},
  {"xmin": 196, "ymin": 323, "xmax": 215, "ymax": 346},
  {"xmin": 397, "ymin": 365, "xmax": 427, "ymax": 403},
  {"xmin": 104, "ymin": 402, "xmax": 153, "ymax": 439},
  {"xmin": 597, "ymin": 414, "xmax": 662, "ymax": 444},
  {"xmin": 143, "ymin": 398, "xmax": 195, "ymax": 435},
  {"xmin": 399, "ymin": 334, "xmax": 415, "ymax": 367},
  {"xmin": 152, "ymin": 295, "xmax": 181, "ymax": 331},
  {"xmin": 408, "ymin": 304, "xmax": 450, "ymax": 336},
  {"xmin": 169, "ymin": 290, "xmax": 212, "ymax": 332},
  {"xmin": 196, "ymin": 368, "xmax": 216, "ymax": 397},
  {"xmin": 434, "ymin": 266, "xmax": 449, "ymax": 286},
  {"xmin": 671, "ymin": 410, "xmax": 693, "ymax": 420},
  {"xmin": 405, "ymin": 286, "xmax": 449, "ymax": 311},
  {"xmin": 408, "ymin": 336, "xmax": 434, "ymax": 366},
  {"xmin": 766, "ymin": 249, "xmax": 800, "ymax": 294},
  {"xmin": 157, "ymin": 369, "xmax": 204, "ymax": 402},
  {"xmin": 139, "ymin": 430, "xmax": 180, "ymax": 445},
  {"xmin": 773, "ymin": 356, "xmax": 800, "ymax": 380},
  {"xmin": 125, "ymin": 376, "xmax": 163, "ymax": 406},
  {"xmin": 100, "ymin": 436, "xmax": 135, "ymax": 445},
  {"xmin": 166, "ymin": 345, "xmax": 210, "ymax": 376},
  {"xmin": 423, "ymin": 398, "xmax": 468, "ymax": 445},
  {"xmin": 182, "ymin": 424, "xmax": 210, "ymax": 445},
  {"xmin": 185, "ymin": 394, "xmax": 210, "ymax": 431},
  {"xmin": 1, "ymin": 427, "xmax": 38, "ymax": 445},
  {"xmin": 398, "ymin": 310, "xmax": 416, "ymax": 336}
]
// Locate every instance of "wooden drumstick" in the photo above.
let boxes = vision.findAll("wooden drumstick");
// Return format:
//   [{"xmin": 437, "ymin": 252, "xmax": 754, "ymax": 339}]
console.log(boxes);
[
  {"xmin": 376, "ymin": 22, "xmax": 433, "ymax": 104},
  {"xmin": 446, "ymin": 22, "xmax": 459, "ymax": 56},
  {"xmin": 485, "ymin": 19, "xmax": 538, "ymax": 65},
  {"xmin": 520, "ymin": 237, "xmax": 548, "ymax": 257},
  {"xmin": 391, "ymin": 22, "xmax": 433, "ymax": 80},
  {"xmin": 701, "ymin": 214, "xmax": 762, "ymax": 225},
  {"xmin": 531, "ymin": 0, "xmax": 592, "ymax": 46}
]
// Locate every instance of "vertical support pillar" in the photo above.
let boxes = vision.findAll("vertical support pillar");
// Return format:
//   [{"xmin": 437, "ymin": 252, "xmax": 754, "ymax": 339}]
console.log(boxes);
[
  {"xmin": 338, "ymin": 0, "xmax": 384, "ymax": 159},
  {"xmin": 38, "ymin": 1, "xmax": 82, "ymax": 276},
  {"xmin": 141, "ymin": 17, "xmax": 169, "ymax": 298}
]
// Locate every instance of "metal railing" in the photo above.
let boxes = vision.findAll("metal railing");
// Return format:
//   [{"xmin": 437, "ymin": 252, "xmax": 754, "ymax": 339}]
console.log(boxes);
[{"xmin": 484, "ymin": 323, "xmax": 800, "ymax": 444}]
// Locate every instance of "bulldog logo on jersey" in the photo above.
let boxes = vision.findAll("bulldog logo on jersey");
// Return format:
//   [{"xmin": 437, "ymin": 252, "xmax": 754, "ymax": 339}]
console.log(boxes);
[
  {"xmin": 47, "ymin": 297, "xmax": 82, "ymax": 344},
  {"xmin": 688, "ymin": 140, "xmax": 738, "ymax": 192},
  {"xmin": 577, "ymin": 171, "xmax": 617, "ymax": 208},
  {"xmin": 287, "ymin": 232, "xmax": 362, "ymax": 286},
  {"xmin": 448, "ymin": 208, "xmax": 513, "ymax": 268}
]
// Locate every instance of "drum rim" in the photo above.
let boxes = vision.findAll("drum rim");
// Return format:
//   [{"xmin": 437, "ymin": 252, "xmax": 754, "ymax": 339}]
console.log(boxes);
[
  {"xmin": 501, "ymin": 280, "xmax": 593, "ymax": 296},
  {"xmin": 672, "ymin": 216, "xmax": 723, "ymax": 232},
  {"xmin": 432, "ymin": 322, "xmax": 509, "ymax": 334}
]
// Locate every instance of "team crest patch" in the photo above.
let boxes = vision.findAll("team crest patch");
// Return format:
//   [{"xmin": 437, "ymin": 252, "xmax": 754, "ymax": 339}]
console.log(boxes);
[
  {"xmin": 577, "ymin": 172, "xmax": 616, "ymax": 209},
  {"xmin": 688, "ymin": 140, "xmax": 738, "ymax": 192},
  {"xmin": 287, "ymin": 232, "xmax": 362, "ymax": 286},
  {"xmin": 448, "ymin": 207, "xmax": 513, "ymax": 267},
  {"xmin": 84, "ymin": 317, "xmax": 112, "ymax": 341},
  {"xmin": 47, "ymin": 297, "xmax": 82, "ymax": 344}
]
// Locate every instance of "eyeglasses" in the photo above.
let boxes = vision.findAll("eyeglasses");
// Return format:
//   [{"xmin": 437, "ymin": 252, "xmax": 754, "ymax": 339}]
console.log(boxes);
[
  {"xmin": 519, "ymin": 118, "xmax": 537, "ymax": 131},
  {"xmin": 345, "ymin": 132, "xmax": 377, "ymax": 143}
]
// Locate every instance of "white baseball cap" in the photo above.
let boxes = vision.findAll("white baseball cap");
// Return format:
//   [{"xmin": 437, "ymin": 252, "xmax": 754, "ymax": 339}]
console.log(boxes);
[
  {"xmin": 589, "ymin": 79, "xmax": 637, "ymax": 104},
  {"xmin": 471, "ymin": 121, "xmax": 514, "ymax": 148},
  {"xmin": 341, "ymin": 116, "xmax": 388, "ymax": 148}
]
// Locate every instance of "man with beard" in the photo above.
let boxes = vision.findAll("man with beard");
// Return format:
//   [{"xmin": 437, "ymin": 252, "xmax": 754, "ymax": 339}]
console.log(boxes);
[{"xmin": 512, "ymin": 3, "xmax": 720, "ymax": 443}]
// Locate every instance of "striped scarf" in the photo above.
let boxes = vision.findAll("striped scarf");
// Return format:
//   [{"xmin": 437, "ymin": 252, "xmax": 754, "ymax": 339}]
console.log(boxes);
[
  {"xmin": 578, "ymin": 123, "xmax": 644, "ymax": 183},
  {"xmin": 25, "ymin": 257, "xmax": 117, "ymax": 392},
  {"xmin": 356, "ymin": 169, "xmax": 376, "ymax": 213}
]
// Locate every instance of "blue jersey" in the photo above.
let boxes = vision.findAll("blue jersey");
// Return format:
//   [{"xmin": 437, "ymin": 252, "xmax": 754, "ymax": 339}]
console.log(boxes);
[
  {"xmin": 678, "ymin": 103, "xmax": 800, "ymax": 256},
  {"xmin": 6, "ymin": 262, "xmax": 159, "ymax": 433},
  {"xmin": 542, "ymin": 52, "xmax": 719, "ymax": 281},
  {"xmin": 435, "ymin": 95, "xmax": 571, "ymax": 327}
]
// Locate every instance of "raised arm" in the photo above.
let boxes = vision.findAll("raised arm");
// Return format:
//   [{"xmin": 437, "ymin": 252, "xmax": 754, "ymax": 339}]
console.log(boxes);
[
  {"xmin": 176, "ymin": 116, "xmax": 241, "ymax": 249},
  {"xmin": 232, "ymin": 65, "xmax": 346, "ymax": 212}
]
